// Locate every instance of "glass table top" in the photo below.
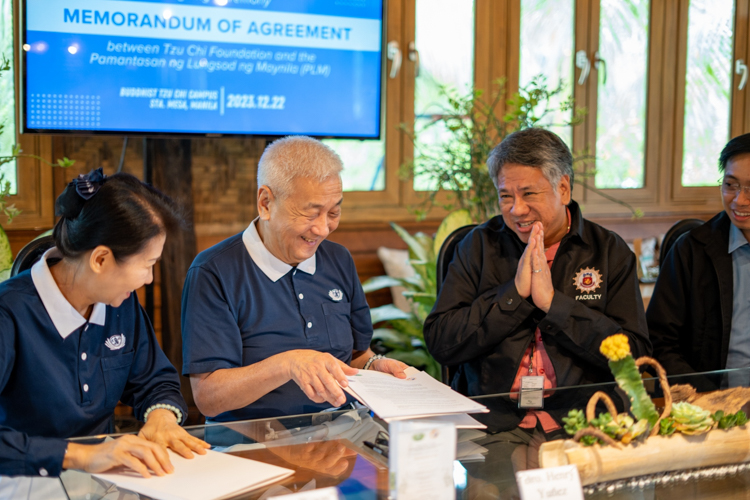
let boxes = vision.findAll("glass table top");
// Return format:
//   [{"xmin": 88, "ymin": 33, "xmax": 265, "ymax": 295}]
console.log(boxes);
[{"xmin": 4, "ymin": 367, "xmax": 750, "ymax": 499}]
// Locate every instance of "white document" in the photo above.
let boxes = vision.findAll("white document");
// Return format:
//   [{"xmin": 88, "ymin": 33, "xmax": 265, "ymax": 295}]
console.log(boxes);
[
  {"xmin": 270, "ymin": 486, "xmax": 339, "ymax": 499},
  {"xmin": 389, "ymin": 420, "xmax": 456, "ymax": 500},
  {"xmin": 92, "ymin": 449, "xmax": 294, "ymax": 500},
  {"xmin": 516, "ymin": 465, "xmax": 584, "ymax": 500},
  {"xmin": 456, "ymin": 440, "xmax": 488, "ymax": 461},
  {"xmin": 344, "ymin": 367, "xmax": 488, "ymax": 420},
  {"xmin": 382, "ymin": 412, "xmax": 486, "ymax": 429}
]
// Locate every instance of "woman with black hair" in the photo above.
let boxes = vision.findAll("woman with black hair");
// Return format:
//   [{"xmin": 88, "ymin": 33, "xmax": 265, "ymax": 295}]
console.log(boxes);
[{"xmin": 0, "ymin": 169, "xmax": 208, "ymax": 480}]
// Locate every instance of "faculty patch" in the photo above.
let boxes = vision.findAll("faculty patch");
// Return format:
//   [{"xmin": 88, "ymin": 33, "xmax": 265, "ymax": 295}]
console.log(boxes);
[
  {"xmin": 573, "ymin": 267, "xmax": 602, "ymax": 294},
  {"xmin": 328, "ymin": 289, "xmax": 343, "ymax": 301}
]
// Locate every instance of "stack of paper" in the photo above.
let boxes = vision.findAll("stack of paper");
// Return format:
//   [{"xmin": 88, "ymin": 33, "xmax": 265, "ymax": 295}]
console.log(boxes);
[
  {"xmin": 456, "ymin": 440, "xmax": 489, "ymax": 462},
  {"xmin": 92, "ymin": 449, "xmax": 294, "ymax": 500},
  {"xmin": 343, "ymin": 367, "xmax": 488, "ymax": 428}
]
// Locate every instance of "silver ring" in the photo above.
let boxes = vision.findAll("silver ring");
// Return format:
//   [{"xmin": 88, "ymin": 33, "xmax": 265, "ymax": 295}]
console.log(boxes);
[{"xmin": 533, "ymin": 269, "xmax": 542, "ymax": 273}]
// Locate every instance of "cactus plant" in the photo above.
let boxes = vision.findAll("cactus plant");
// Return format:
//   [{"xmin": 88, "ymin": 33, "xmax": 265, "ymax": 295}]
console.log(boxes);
[{"xmin": 600, "ymin": 334, "xmax": 660, "ymax": 428}]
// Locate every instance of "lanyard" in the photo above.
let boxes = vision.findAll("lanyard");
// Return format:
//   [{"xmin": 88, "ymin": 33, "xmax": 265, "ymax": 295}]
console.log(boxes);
[{"xmin": 528, "ymin": 342, "xmax": 535, "ymax": 375}]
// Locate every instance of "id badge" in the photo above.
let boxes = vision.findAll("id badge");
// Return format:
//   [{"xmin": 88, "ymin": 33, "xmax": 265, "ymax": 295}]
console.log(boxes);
[{"xmin": 518, "ymin": 375, "xmax": 545, "ymax": 409}]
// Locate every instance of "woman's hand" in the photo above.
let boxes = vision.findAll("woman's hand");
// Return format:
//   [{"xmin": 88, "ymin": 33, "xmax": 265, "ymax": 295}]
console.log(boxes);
[
  {"xmin": 138, "ymin": 409, "xmax": 210, "ymax": 459},
  {"xmin": 370, "ymin": 357, "xmax": 409, "ymax": 379},
  {"xmin": 64, "ymin": 435, "xmax": 174, "ymax": 478}
]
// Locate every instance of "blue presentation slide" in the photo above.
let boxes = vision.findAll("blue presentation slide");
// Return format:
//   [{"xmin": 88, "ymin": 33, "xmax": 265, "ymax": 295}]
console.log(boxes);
[{"xmin": 23, "ymin": 0, "xmax": 383, "ymax": 137}]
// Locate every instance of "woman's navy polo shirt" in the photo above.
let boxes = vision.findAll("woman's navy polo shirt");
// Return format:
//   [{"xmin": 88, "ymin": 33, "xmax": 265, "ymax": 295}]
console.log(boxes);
[
  {"xmin": 181, "ymin": 221, "xmax": 373, "ymax": 421},
  {"xmin": 0, "ymin": 250, "xmax": 187, "ymax": 477}
]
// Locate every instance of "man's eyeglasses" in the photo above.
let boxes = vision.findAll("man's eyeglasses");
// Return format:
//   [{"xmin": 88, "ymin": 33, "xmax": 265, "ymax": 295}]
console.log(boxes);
[{"xmin": 720, "ymin": 179, "xmax": 750, "ymax": 197}]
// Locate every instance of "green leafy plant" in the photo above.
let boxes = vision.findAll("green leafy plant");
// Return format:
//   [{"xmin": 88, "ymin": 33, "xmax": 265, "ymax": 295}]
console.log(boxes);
[
  {"xmin": 562, "ymin": 410, "xmax": 598, "ymax": 446},
  {"xmin": 363, "ymin": 210, "xmax": 473, "ymax": 379},
  {"xmin": 0, "ymin": 55, "xmax": 75, "ymax": 281},
  {"xmin": 563, "ymin": 409, "xmax": 648, "ymax": 446},
  {"xmin": 711, "ymin": 410, "xmax": 748, "ymax": 430},
  {"xmin": 659, "ymin": 417, "xmax": 677, "ymax": 436},
  {"xmin": 401, "ymin": 76, "xmax": 642, "ymax": 223},
  {"xmin": 0, "ymin": 171, "xmax": 19, "ymax": 281}
]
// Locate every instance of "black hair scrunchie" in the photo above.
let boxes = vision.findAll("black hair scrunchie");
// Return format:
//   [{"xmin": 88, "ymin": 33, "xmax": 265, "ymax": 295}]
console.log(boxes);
[{"xmin": 54, "ymin": 168, "xmax": 108, "ymax": 219}]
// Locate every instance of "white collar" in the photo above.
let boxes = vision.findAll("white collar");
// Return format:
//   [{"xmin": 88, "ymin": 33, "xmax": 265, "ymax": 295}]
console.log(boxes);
[
  {"xmin": 242, "ymin": 218, "xmax": 316, "ymax": 282},
  {"xmin": 31, "ymin": 248, "xmax": 107, "ymax": 339}
]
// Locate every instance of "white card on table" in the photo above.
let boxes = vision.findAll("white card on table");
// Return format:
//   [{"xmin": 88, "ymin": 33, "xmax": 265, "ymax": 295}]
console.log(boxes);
[
  {"xmin": 270, "ymin": 486, "xmax": 339, "ymax": 500},
  {"xmin": 516, "ymin": 464, "xmax": 584, "ymax": 500},
  {"xmin": 388, "ymin": 420, "xmax": 456, "ymax": 500}
]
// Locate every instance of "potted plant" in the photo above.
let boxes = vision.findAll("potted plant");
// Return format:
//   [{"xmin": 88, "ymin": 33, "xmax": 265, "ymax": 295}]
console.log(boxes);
[
  {"xmin": 0, "ymin": 173, "xmax": 19, "ymax": 280},
  {"xmin": 363, "ymin": 210, "xmax": 473, "ymax": 379},
  {"xmin": 0, "ymin": 55, "xmax": 73, "ymax": 281},
  {"xmin": 401, "ymin": 76, "xmax": 641, "ymax": 222}
]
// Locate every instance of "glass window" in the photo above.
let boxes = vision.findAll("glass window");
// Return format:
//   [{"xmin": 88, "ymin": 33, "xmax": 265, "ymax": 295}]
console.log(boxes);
[
  {"xmin": 325, "ymin": 137, "xmax": 385, "ymax": 192},
  {"xmin": 681, "ymin": 0, "xmax": 734, "ymax": 187},
  {"xmin": 595, "ymin": 0, "xmax": 650, "ymax": 189},
  {"xmin": 0, "ymin": 0, "xmax": 16, "ymax": 195},
  {"xmin": 519, "ymin": 0, "xmax": 575, "ymax": 146},
  {"xmin": 412, "ymin": 0, "xmax": 475, "ymax": 191}
]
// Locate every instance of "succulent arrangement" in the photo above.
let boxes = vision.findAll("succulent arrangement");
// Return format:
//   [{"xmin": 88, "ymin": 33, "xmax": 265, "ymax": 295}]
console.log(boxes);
[{"xmin": 563, "ymin": 334, "xmax": 748, "ymax": 447}]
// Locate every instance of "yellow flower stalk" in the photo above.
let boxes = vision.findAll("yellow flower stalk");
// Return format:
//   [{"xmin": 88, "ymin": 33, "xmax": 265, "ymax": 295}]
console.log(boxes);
[
  {"xmin": 600, "ymin": 334, "xmax": 659, "ymax": 427},
  {"xmin": 600, "ymin": 333, "xmax": 631, "ymax": 362}
]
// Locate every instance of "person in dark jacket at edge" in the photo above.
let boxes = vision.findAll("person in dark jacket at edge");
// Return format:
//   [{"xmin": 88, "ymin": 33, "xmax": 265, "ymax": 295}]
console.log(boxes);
[
  {"xmin": 649, "ymin": 133, "xmax": 750, "ymax": 389},
  {"xmin": 423, "ymin": 128, "xmax": 651, "ymax": 489}
]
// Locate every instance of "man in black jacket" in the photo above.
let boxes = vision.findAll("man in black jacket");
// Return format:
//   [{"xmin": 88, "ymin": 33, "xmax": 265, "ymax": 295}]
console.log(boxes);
[
  {"xmin": 424, "ymin": 128, "xmax": 651, "ymax": 435},
  {"xmin": 649, "ymin": 133, "xmax": 750, "ymax": 378}
]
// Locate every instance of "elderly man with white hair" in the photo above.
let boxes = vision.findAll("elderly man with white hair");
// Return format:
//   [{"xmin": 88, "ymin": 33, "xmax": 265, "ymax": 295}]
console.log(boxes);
[{"xmin": 181, "ymin": 136, "xmax": 406, "ymax": 424}]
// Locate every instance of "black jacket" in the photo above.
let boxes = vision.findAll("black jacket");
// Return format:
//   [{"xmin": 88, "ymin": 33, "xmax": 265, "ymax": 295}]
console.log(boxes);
[
  {"xmin": 424, "ymin": 201, "xmax": 651, "ymax": 432},
  {"xmin": 648, "ymin": 212, "xmax": 733, "ymax": 375}
]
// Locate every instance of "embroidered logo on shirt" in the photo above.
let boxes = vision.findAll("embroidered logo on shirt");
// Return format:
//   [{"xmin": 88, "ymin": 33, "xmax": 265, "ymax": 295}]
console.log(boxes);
[
  {"xmin": 105, "ymin": 334, "xmax": 126, "ymax": 351},
  {"xmin": 573, "ymin": 267, "xmax": 602, "ymax": 299},
  {"xmin": 328, "ymin": 289, "xmax": 343, "ymax": 301}
]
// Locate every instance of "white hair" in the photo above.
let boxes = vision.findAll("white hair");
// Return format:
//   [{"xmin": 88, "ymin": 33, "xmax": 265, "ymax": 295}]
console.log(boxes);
[{"xmin": 257, "ymin": 136, "xmax": 343, "ymax": 198}]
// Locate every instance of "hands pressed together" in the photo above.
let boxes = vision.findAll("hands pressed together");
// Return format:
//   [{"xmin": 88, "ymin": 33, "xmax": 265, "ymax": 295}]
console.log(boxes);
[
  {"xmin": 514, "ymin": 222, "xmax": 555, "ymax": 313},
  {"xmin": 64, "ymin": 408, "xmax": 209, "ymax": 478}
]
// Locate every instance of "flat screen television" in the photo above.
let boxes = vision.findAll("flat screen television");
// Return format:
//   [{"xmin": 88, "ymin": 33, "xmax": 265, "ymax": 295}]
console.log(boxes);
[{"xmin": 20, "ymin": 0, "xmax": 384, "ymax": 138}]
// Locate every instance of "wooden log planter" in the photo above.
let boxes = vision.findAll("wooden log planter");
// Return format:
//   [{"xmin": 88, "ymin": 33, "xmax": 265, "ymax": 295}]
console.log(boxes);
[
  {"xmin": 539, "ymin": 354, "xmax": 749, "ymax": 485},
  {"xmin": 539, "ymin": 426, "xmax": 750, "ymax": 486}
]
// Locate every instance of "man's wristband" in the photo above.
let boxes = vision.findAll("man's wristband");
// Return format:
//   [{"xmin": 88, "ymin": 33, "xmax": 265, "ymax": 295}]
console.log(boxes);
[
  {"xmin": 143, "ymin": 404, "xmax": 184, "ymax": 425},
  {"xmin": 363, "ymin": 354, "xmax": 386, "ymax": 371}
]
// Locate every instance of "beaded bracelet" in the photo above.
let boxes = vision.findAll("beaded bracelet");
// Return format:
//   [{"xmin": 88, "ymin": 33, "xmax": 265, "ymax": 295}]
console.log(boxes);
[
  {"xmin": 143, "ymin": 403, "xmax": 184, "ymax": 425},
  {"xmin": 363, "ymin": 354, "xmax": 386, "ymax": 371}
]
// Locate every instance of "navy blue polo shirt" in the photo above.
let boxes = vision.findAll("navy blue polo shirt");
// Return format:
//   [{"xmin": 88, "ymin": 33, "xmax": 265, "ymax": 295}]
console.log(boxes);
[
  {"xmin": 0, "ymin": 250, "xmax": 187, "ymax": 477},
  {"xmin": 181, "ymin": 220, "xmax": 373, "ymax": 421}
]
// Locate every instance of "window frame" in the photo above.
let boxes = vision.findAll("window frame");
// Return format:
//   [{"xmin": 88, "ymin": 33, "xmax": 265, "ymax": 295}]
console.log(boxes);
[
  {"xmin": 547, "ymin": 0, "xmax": 740, "ymax": 219},
  {"xmin": 564, "ymin": 0, "xmax": 663, "ymax": 216},
  {"xmin": 669, "ymin": 0, "xmax": 748, "ymax": 207},
  {"xmin": 11, "ymin": 0, "xmax": 747, "ymax": 227},
  {"xmin": 2, "ymin": 0, "xmax": 53, "ymax": 231},
  {"xmin": 1, "ymin": 134, "xmax": 54, "ymax": 229},
  {"xmin": 396, "ymin": 0, "xmax": 516, "ymax": 222},
  {"xmin": 350, "ymin": 0, "xmax": 739, "ymax": 224}
]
